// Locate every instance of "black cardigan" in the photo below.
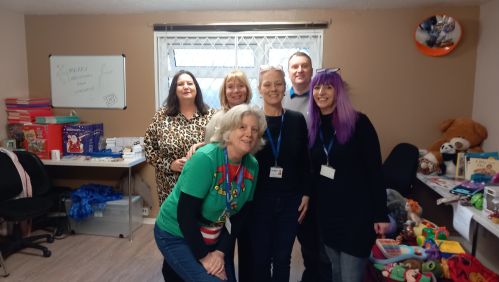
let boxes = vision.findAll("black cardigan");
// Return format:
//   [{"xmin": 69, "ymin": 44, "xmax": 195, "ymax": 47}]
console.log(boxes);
[
  {"xmin": 255, "ymin": 109, "xmax": 311, "ymax": 198},
  {"xmin": 310, "ymin": 112, "xmax": 388, "ymax": 257}
]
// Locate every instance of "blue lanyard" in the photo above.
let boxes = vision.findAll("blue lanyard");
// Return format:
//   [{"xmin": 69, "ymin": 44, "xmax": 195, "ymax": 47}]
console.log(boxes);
[
  {"xmin": 265, "ymin": 113, "xmax": 285, "ymax": 166},
  {"xmin": 319, "ymin": 124, "xmax": 335, "ymax": 166},
  {"xmin": 224, "ymin": 148, "xmax": 244, "ymax": 212}
]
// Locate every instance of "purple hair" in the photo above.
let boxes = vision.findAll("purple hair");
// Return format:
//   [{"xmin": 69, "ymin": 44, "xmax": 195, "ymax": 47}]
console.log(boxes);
[{"xmin": 307, "ymin": 71, "xmax": 358, "ymax": 147}]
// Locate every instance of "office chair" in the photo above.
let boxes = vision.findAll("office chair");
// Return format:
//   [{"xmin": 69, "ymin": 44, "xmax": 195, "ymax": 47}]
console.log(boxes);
[
  {"xmin": 0, "ymin": 150, "xmax": 55, "ymax": 261},
  {"xmin": 382, "ymin": 143, "xmax": 419, "ymax": 197}
]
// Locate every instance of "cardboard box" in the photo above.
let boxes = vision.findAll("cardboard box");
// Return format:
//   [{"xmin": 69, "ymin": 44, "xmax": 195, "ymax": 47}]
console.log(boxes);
[
  {"xmin": 23, "ymin": 123, "xmax": 63, "ymax": 159},
  {"xmin": 65, "ymin": 196, "xmax": 143, "ymax": 238},
  {"xmin": 63, "ymin": 123, "xmax": 103, "ymax": 155}
]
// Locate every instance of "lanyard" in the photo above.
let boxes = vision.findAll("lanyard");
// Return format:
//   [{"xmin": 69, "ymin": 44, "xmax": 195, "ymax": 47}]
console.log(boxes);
[
  {"xmin": 224, "ymin": 148, "xmax": 244, "ymax": 213},
  {"xmin": 319, "ymin": 123, "xmax": 335, "ymax": 166},
  {"xmin": 265, "ymin": 113, "xmax": 285, "ymax": 166}
]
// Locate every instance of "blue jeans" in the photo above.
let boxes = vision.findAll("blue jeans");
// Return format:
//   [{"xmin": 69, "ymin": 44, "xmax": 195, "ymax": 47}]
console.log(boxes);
[
  {"xmin": 250, "ymin": 193, "xmax": 301, "ymax": 282},
  {"xmin": 324, "ymin": 245, "xmax": 367, "ymax": 282},
  {"xmin": 154, "ymin": 224, "xmax": 236, "ymax": 282}
]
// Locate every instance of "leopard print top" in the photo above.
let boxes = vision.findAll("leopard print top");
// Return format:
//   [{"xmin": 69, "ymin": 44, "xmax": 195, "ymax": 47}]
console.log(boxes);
[{"xmin": 144, "ymin": 107, "xmax": 215, "ymax": 204}]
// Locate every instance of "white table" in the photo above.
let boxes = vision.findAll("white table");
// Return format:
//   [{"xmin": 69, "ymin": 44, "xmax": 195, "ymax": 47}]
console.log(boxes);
[
  {"xmin": 417, "ymin": 173, "xmax": 499, "ymax": 255},
  {"xmin": 42, "ymin": 155, "xmax": 146, "ymax": 241}
]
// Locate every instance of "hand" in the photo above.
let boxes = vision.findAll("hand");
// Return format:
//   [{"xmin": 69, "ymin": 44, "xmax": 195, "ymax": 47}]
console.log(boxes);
[
  {"xmin": 199, "ymin": 250, "xmax": 225, "ymax": 276},
  {"xmin": 297, "ymin": 196, "xmax": 310, "ymax": 223},
  {"xmin": 186, "ymin": 142, "xmax": 206, "ymax": 160},
  {"xmin": 213, "ymin": 269, "xmax": 228, "ymax": 280},
  {"xmin": 170, "ymin": 158, "xmax": 187, "ymax": 172},
  {"xmin": 374, "ymin": 222, "xmax": 391, "ymax": 236}
]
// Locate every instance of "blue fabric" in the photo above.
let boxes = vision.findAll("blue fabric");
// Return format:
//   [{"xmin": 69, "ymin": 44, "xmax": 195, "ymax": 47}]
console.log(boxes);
[
  {"xmin": 324, "ymin": 245, "xmax": 367, "ymax": 282},
  {"xmin": 154, "ymin": 224, "xmax": 235, "ymax": 282},
  {"xmin": 68, "ymin": 183, "xmax": 122, "ymax": 220},
  {"xmin": 250, "ymin": 192, "xmax": 301, "ymax": 282}
]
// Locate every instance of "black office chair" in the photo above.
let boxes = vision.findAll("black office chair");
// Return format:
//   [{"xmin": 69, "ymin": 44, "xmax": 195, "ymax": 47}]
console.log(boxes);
[
  {"xmin": 0, "ymin": 150, "xmax": 56, "ymax": 261},
  {"xmin": 382, "ymin": 143, "xmax": 419, "ymax": 197}
]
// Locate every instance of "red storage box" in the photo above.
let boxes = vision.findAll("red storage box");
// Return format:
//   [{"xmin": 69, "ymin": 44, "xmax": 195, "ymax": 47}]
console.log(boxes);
[{"xmin": 23, "ymin": 124, "xmax": 63, "ymax": 159}]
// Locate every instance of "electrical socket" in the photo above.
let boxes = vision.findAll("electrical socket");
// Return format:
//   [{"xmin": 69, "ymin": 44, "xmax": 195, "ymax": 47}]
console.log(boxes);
[{"xmin": 142, "ymin": 207, "xmax": 150, "ymax": 216}]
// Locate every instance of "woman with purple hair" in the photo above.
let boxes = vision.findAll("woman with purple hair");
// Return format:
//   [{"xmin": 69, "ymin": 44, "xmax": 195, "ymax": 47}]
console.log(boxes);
[{"xmin": 307, "ymin": 68, "xmax": 390, "ymax": 282}]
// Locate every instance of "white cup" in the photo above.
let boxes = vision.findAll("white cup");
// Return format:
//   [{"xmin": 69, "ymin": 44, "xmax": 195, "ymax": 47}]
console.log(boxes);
[{"xmin": 51, "ymin": 149, "xmax": 61, "ymax": 160}]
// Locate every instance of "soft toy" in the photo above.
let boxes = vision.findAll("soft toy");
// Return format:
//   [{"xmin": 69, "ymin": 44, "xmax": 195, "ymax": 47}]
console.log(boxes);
[
  {"xmin": 419, "ymin": 117, "xmax": 488, "ymax": 174},
  {"xmin": 406, "ymin": 199, "xmax": 422, "ymax": 226},
  {"xmin": 439, "ymin": 142, "xmax": 457, "ymax": 177}
]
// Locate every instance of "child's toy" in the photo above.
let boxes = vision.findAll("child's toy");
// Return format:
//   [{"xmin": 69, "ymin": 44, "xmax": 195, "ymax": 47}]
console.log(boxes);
[
  {"xmin": 406, "ymin": 199, "xmax": 422, "ymax": 226},
  {"xmin": 376, "ymin": 238, "xmax": 401, "ymax": 258},
  {"xmin": 404, "ymin": 269, "xmax": 433, "ymax": 282},
  {"xmin": 401, "ymin": 258, "xmax": 422, "ymax": 270},
  {"xmin": 375, "ymin": 263, "xmax": 433, "ymax": 282},
  {"xmin": 396, "ymin": 223, "xmax": 417, "ymax": 245},
  {"xmin": 370, "ymin": 243, "xmax": 428, "ymax": 264},
  {"xmin": 413, "ymin": 218, "xmax": 438, "ymax": 237},
  {"xmin": 419, "ymin": 117, "xmax": 487, "ymax": 174},
  {"xmin": 421, "ymin": 238, "xmax": 441, "ymax": 260},
  {"xmin": 418, "ymin": 226, "xmax": 449, "ymax": 244},
  {"xmin": 470, "ymin": 192, "xmax": 484, "ymax": 210},
  {"xmin": 435, "ymin": 240, "xmax": 466, "ymax": 258},
  {"xmin": 439, "ymin": 142, "xmax": 457, "ymax": 177},
  {"xmin": 422, "ymin": 260, "xmax": 443, "ymax": 278}
]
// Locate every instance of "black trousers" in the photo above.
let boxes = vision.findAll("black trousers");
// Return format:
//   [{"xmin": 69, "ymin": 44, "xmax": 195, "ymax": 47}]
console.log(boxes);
[{"xmin": 297, "ymin": 199, "xmax": 332, "ymax": 282}]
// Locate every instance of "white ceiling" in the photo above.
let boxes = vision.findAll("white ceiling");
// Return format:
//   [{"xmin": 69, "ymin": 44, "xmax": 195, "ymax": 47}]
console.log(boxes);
[{"xmin": 0, "ymin": 0, "xmax": 489, "ymax": 15}]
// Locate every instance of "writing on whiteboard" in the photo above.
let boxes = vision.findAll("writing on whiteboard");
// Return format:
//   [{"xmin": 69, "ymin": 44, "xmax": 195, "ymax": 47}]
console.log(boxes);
[{"xmin": 50, "ymin": 55, "xmax": 126, "ymax": 109}]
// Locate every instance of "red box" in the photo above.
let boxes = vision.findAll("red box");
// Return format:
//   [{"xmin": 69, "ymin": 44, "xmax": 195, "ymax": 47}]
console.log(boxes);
[{"xmin": 23, "ymin": 124, "xmax": 63, "ymax": 159}]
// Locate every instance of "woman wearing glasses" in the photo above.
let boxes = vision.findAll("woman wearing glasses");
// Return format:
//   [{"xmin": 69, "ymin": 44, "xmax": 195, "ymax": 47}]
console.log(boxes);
[
  {"xmin": 307, "ymin": 68, "xmax": 389, "ymax": 282},
  {"xmin": 250, "ymin": 65, "xmax": 311, "ymax": 282}
]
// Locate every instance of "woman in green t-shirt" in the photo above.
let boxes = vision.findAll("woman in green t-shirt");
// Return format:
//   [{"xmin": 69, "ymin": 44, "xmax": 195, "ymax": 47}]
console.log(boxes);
[{"xmin": 154, "ymin": 104, "xmax": 266, "ymax": 282}]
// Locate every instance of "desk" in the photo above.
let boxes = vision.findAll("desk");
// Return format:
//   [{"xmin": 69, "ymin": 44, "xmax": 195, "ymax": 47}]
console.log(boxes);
[
  {"xmin": 417, "ymin": 173, "xmax": 499, "ymax": 256},
  {"xmin": 42, "ymin": 155, "xmax": 146, "ymax": 241}
]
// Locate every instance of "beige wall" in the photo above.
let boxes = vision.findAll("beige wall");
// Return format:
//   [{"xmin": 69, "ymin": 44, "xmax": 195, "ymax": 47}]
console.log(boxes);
[
  {"xmin": 473, "ymin": 0, "xmax": 499, "ymax": 151},
  {"xmin": 24, "ymin": 7, "xmax": 479, "ymax": 214},
  {"xmin": 0, "ymin": 8, "xmax": 29, "ymax": 141}
]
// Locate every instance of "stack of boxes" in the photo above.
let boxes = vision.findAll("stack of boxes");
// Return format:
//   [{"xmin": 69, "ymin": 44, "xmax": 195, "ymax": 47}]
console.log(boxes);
[{"xmin": 5, "ymin": 97, "xmax": 53, "ymax": 150}]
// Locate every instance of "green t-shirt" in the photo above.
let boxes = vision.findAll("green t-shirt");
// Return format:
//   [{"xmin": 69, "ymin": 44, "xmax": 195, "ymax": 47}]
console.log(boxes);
[{"xmin": 156, "ymin": 143, "xmax": 259, "ymax": 237}]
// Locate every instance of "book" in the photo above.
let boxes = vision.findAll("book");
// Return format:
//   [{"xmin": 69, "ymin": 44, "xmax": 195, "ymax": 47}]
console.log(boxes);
[
  {"xmin": 455, "ymin": 152, "xmax": 466, "ymax": 179},
  {"xmin": 465, "ymin": 157, "xmax": 499, "ymax": 180}
]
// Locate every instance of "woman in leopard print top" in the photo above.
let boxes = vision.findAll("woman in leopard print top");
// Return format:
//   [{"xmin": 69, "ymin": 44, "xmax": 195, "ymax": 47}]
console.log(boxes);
[{"xmin": 144, "ymin": 70, "xmax": 215, "ymax": 204}]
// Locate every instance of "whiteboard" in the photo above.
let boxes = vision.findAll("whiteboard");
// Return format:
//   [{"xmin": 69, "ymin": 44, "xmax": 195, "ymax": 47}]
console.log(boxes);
[{"xmin": 49, "ymin": 55, "xmax": 126, "ymax": 109}]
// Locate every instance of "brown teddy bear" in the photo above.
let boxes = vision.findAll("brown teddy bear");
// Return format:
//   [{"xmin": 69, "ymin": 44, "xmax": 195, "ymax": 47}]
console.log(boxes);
[{"xmin": 419, "ymin": 117, "xmax": 488, "ymax": 174}]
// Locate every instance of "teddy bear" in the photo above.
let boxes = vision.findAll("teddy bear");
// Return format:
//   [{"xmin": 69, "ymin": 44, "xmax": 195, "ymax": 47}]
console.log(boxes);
[
  {"xmin": 439, "ymin": 142, "xmax": 457, "ymax": 177},
  {"xmin": 419, "ymin": 117, "xmax": 488, "ymax": 175}
]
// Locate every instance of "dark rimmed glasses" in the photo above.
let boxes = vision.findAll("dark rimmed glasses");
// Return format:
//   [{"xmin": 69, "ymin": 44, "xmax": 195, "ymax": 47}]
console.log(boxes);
[{"xmin": 316, "ymin": 67, "xmax": 340, "ymax": 74}]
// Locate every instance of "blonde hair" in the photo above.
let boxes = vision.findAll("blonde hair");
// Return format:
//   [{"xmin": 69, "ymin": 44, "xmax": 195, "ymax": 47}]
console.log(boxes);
[
  {"xmin": 210, "ymin": 104, "xmax": 267, "ymax": 154},
  {"xmin": 258, "ymin": 66, "xmax": 286, "ymax": 89},
  {"xmin": 219, "ymin": 70, "xmax": 252, "ymax": 111}
]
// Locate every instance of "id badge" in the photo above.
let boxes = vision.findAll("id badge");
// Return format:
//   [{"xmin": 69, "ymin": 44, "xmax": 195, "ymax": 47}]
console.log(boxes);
[
  {"xmin": 320, "ymin": 165, "xmax": 335, "ymax": 179},
  {"xmin": 269, "ymin": 166, "xmax": 283, "ymax": 178},
  {"xmin": 225, "ymin": 217, "xmax": 232, "ymax": 235}
]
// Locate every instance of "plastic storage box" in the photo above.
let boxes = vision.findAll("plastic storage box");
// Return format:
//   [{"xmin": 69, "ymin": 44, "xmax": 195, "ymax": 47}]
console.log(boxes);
[{"xmin": 65, "ymin": 196, "xmax": 143, "ymax": 238}]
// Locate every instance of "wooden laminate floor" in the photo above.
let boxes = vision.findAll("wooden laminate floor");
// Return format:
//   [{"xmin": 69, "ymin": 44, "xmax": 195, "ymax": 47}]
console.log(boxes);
[{"xmin": 1, "ymin": 224, "xmax": 304, "ymax": 282}]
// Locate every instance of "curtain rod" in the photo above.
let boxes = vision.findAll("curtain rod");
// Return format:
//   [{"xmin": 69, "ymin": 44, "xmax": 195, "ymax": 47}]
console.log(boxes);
[{"xmin": 153, "ymin": 21, "xmax": 329, "ymax": 32}]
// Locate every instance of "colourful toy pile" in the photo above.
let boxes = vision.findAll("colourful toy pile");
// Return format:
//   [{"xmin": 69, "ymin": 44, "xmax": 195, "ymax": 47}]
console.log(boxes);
[{"xmin": 371, "ymin": 198, "xmax": 499, "ymax": 282}]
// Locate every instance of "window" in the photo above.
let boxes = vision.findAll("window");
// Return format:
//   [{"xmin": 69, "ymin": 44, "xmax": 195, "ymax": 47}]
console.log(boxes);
[{"xmin": 154, "ymin": 30, "xmax": 323, "ymax": 110}]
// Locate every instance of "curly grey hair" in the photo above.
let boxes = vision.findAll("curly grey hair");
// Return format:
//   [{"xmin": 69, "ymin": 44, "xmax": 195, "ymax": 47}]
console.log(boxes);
[{"xmin": 210, "ymin": 104, "xmax": 266, "ymax": 154}]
